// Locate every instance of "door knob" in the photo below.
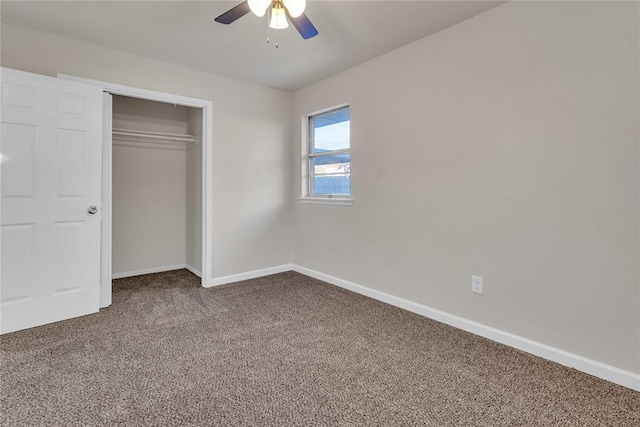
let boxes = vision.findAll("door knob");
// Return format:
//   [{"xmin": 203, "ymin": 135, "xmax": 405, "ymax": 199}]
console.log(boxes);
[{"xmin": 87, "ymin": 205, "xmax": 98, "ymax": 215}]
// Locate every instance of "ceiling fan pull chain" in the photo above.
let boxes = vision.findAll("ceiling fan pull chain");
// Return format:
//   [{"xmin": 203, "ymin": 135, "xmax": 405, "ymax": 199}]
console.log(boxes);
[{"xmin": 266, "ymin": 5, "xmax": 271, "ymax": 45}]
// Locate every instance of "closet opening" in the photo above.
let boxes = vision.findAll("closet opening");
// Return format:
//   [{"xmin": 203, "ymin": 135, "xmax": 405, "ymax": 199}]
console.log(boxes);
[
  {"xmin": 110, "ymin": 95, "xmax": 203, "ymax": 287},
  {"xmin": 57, "ymin": 72, "xmax": 214, "ymax": 309}
]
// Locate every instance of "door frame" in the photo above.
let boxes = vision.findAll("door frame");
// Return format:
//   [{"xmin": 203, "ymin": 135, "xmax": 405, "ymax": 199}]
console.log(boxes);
[{"xmin": 58, "ymin": 74, "xmax": 214, "ymax": 305}]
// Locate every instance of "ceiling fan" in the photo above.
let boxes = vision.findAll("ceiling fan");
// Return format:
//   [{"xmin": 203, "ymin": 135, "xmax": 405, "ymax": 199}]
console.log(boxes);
[{"xmin": 215, "ymin": 0, "xmax": 318, "ymax": 40}]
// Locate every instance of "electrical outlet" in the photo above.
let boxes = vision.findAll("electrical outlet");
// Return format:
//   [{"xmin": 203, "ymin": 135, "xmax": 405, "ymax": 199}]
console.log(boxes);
[{"xmin": 472, "ymin": 276, "xmax": 483, "ymax": 295}]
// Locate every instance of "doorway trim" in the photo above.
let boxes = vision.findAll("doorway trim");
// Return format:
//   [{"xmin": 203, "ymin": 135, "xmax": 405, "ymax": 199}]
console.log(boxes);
[{"xmin": 58, "ymin": 74, "xmax": 214, "ymax": 304}]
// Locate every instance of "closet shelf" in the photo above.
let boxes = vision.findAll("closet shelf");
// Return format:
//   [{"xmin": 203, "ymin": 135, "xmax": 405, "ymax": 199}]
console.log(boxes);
[{"xmin": 112, "ymin": 128, "xmax": 198, "ymax": 150}]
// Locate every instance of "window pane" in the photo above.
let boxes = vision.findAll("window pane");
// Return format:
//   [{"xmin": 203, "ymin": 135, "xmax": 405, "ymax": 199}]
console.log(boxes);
[
  {"xmin": 312, "ymin": 153, "xmax": 350, "ymax": 195},
  {"xmin": 311, "ymin": 108, "xmax": 350, "ymax": 154}
]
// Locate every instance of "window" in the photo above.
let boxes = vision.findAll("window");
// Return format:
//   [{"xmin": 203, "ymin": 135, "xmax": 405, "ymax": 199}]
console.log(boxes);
[{"xmin": 305, "ymin": 106, "xmax": 351, "ymax": 201}]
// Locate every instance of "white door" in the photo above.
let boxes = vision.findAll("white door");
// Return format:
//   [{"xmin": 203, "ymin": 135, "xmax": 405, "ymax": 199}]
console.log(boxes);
[{"xmin": 1, "ymin": 68, "xmax": 103, "ymax": 334}]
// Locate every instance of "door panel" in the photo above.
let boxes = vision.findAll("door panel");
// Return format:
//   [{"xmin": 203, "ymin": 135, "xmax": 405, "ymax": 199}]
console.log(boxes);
[
  {"xmin": 1, "ymin": 82, "xmax": 37, "ymax": 111},
  {"xmin": 1, "ymin": 68, "xmax": 103, "ymax": 334},
  {"xmin": 1, "ymin": 123, "xmax": 36, "ymax": 197},
  {"xmin": 56, "ymin": 129, "xmax": 87, "ymax": 197},
  {"xmin": 52, "ymin": 221, "xmax": 85, "ymax": 294},
  {"xmin": 1, "ymin": 224, "xmax": 35, "ymax": 302}
]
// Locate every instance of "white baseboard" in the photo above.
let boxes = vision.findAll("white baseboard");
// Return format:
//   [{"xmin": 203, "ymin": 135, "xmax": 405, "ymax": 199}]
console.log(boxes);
[
  {"xmin": 292, "ymin": 264, "xmax": 640, "ymax": 392},
  {"xmin": 112, "ymin": 264, "xmax": 190, "ymax": 279},
  {"xmin": 185, "ymin": 264, "xmax": 202, "ymax": 278},
  {"xmin": 206, "ymin": 264, "xmax": 294, "ymax": 287}
]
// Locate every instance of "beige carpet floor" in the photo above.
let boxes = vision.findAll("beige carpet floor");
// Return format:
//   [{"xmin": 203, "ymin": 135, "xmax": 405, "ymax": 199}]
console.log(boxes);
[{"xmin": 1, "ymin": 269, "xmax": 638, "ymax": 426}]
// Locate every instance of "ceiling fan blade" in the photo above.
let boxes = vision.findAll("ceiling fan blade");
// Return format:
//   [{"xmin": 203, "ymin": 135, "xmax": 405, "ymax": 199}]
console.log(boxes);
[
  {"xmin": 214, "ymin": 1, "xmax": 251, "ymax": 25},
  {"xmin": 286, "ymin": 11, "xmax": 319, "ymax": 39}
]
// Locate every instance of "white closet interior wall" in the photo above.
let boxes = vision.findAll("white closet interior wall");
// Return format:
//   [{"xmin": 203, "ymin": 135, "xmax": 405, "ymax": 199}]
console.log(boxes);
[{"xmin": 112, "ymin": 95, "xmax": 202, "ymax": 278}]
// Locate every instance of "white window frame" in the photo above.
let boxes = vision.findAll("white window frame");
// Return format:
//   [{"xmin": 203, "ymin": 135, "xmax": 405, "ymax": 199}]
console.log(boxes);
[{"xmin": 299, "ymin": 104, "xmax": 353, "ymax": 206}]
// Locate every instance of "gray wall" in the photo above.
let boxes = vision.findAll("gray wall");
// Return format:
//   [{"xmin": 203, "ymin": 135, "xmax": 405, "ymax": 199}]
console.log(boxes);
[
  {"xmin": 1, "ymin": 23, "xmax": 294, "ymax": 280},
  {"xmin": 292, "ymin": 1, "xmax": 639, "ymax": 373}
]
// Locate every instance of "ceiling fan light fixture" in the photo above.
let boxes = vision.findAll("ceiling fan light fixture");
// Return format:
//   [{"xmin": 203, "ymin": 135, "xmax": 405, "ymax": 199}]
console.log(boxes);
[
  {"xmin": 248, "ymin": 0, "xmax": 271, "ymax": 17},
  {"xmin": 269, "ymin": 4, "xmax": 289, "ymax": 29},
  {"xmin": 214, "ymin": 0, "xmax": 317, "ymax": 39},
  {"xmin": 283, "ymin": 0, "xmax": 306, "ymax": 18}
]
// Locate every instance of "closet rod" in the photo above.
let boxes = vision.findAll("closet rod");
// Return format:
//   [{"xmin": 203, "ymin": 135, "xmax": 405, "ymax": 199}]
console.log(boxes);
[{"xmin": 112, "ymin": 128, "xmax": 197, "ymax": 142}]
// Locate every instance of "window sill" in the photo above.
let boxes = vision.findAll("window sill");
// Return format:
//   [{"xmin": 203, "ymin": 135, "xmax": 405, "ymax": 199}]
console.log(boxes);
[{"xmin": 298, "ymin": 197, "xmax": 354, "ymax": 206}]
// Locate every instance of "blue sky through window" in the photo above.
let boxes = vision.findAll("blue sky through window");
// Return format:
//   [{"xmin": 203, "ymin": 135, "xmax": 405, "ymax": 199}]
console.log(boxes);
[
  {"xmin": 312, "ymin": 108, "xmax": 350, "ymax": 153},
  {"xmin": 313, "ymin": 121, "xmax": 350, "ymax": 152}
]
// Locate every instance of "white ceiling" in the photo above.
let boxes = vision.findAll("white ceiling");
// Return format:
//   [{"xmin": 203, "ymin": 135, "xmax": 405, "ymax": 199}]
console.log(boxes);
[{"xmin": 1, "ymin": 1, "xmax": 504, "ymax": 91}]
